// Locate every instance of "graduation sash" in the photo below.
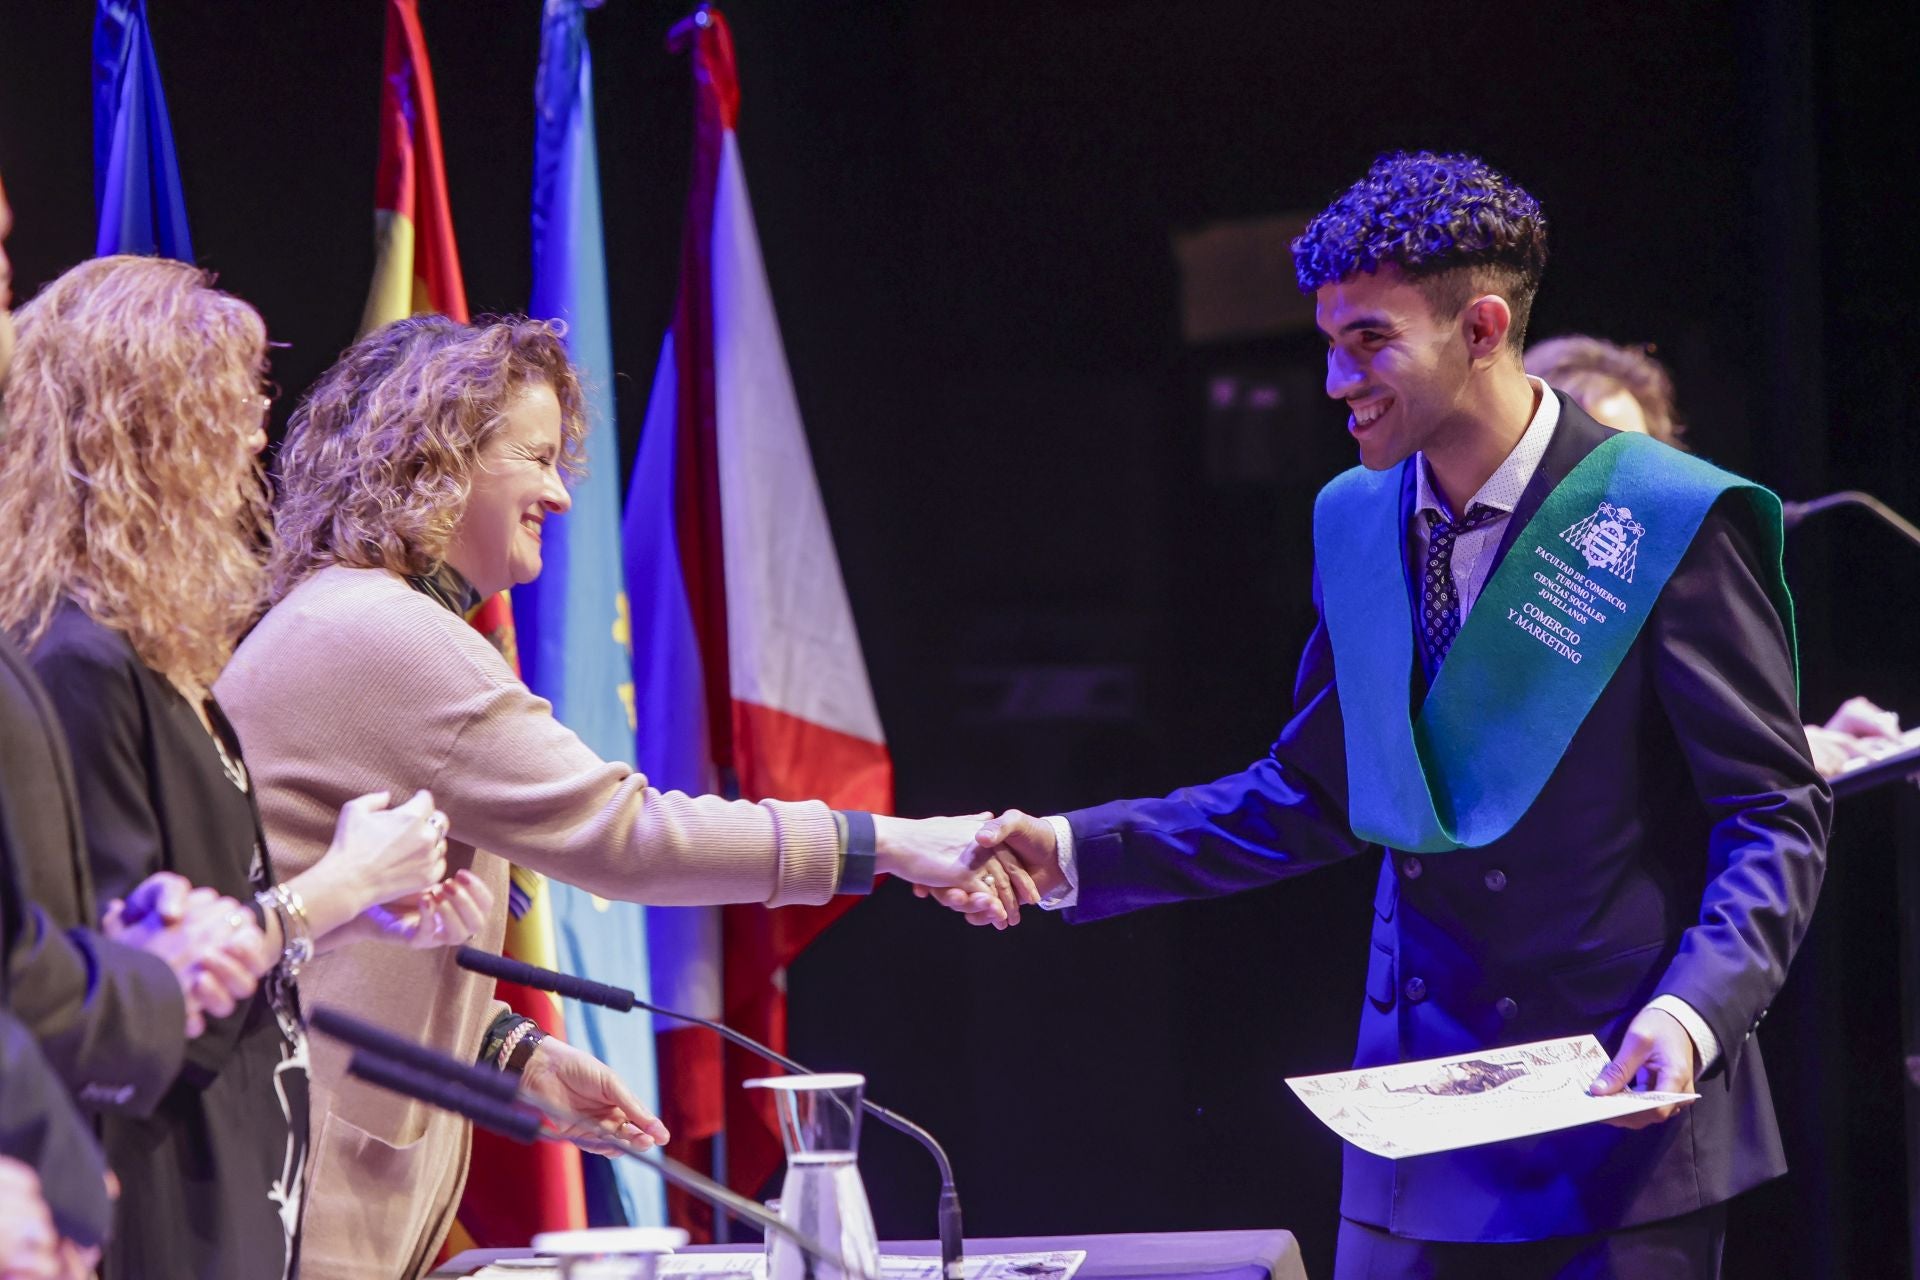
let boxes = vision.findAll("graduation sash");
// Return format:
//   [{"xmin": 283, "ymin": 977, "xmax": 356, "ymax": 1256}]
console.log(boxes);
[{"xmin": 1312, "ymin": 431, "xmax": 1792, "ymax": 852}]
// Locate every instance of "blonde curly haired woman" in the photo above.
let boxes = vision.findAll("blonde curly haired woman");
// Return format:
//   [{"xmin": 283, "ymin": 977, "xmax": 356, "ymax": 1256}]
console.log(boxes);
[
  {"xmin": 0, "ymin": 256, "xmax": 493, "ymax": 1280},
  {"xmin": 216, "ymin": 313, "xmax": 1001, "ymax": 1279}
]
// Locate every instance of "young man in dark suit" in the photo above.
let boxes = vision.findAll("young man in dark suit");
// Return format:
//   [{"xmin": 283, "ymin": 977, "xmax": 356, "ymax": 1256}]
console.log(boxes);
[{"xmin": 955, "ymin": 152, "xmax": 1829, "ymax": 1279}]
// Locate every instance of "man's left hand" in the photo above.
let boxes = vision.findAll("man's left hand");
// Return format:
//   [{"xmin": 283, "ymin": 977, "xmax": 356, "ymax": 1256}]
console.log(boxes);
[
  {"xmin": 519, "ymin": 1037, "xmax": 672, "ymax": 1155},
  {"xmin": 1588, "ymin": 1004, "xmax": 1697, "ymax": 1128}
]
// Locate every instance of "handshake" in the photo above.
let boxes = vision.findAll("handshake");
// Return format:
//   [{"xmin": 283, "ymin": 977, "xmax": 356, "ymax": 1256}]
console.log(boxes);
[{"xmin": 871, "ymin": 810, "xmax": 1066, "ymax": 929}]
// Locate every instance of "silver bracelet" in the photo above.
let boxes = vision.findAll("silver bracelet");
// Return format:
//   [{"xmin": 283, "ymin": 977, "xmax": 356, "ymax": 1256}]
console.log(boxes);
[{"xmin": 256, "ymin": 884, "xmax": 315, "ymax": 979}]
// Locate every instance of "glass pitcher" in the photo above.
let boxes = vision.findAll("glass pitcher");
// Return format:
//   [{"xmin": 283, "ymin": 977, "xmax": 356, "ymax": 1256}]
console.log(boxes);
[{"xmin": 745, "ymin": 1072, "xmax": 881, "ymax": 1280}]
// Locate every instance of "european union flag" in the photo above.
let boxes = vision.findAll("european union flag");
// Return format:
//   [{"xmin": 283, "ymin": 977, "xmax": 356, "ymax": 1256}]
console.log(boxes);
[{"xmin": 93, "ymin": 0, "xmax": 192, "ymax": 260}]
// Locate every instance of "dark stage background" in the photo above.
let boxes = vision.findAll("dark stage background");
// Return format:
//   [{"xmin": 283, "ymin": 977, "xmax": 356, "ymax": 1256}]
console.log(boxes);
[{"xmin": 4, "ymin": 3, "xmax": 1917, "ymax": 1276}]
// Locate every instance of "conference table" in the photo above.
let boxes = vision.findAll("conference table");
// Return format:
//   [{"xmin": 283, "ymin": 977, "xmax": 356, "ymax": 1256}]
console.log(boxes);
[{"xmin": 434, "ymin": 1229, "xmax": 1310, "ymax": 1279}]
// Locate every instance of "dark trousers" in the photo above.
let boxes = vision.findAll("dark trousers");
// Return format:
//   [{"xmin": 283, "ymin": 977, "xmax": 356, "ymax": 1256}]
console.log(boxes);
[{"xmin": 1334, "ymin": 1204, "xmax": 1726, "ymax": 1280}]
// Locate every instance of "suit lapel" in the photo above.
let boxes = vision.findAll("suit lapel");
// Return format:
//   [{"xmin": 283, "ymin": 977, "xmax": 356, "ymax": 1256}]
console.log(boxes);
[{"xmin": 1488, "ymin": 392, "xmax": 1616, "ymax": 571}]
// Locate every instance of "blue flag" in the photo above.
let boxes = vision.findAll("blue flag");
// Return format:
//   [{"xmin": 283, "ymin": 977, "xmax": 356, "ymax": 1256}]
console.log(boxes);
[
  {"xmin": 518, "ymin": 0, "xmax": 665, "ymax": 1228},
  {"xmin": 93, "ymin": 0, "xmax": 192, "ymax": 259}
]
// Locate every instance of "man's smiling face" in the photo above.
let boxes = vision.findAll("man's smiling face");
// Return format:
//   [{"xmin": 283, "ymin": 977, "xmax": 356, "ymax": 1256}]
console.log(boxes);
[{"xmin": 1315, "ymin": 265, "xmax": 1475, "ymax": 472}]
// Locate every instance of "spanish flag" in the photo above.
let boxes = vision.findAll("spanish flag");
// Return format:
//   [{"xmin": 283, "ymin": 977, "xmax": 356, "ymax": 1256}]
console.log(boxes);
[{"xmin": 354, "ymin": 0, "xmax": 587, "ymax": 1254}]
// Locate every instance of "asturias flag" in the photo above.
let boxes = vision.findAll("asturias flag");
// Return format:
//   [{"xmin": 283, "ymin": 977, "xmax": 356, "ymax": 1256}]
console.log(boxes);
[
  {"xmin": 517, "ymin": 0, "xmax": 664, "ymax": 1230},
  {"xmin": 354, "ymin": 0, "xmax": 587, "ymax": 1251},
  {"xmin": 624, "ymin": 5, "xmax": 893, "ymax": 1232},
  {"xmin": 93, "ymin": 0, "xmax": 192, "ymax": 260}
]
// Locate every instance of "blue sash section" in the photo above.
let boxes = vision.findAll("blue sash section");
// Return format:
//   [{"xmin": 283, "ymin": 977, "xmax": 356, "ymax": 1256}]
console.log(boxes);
[{"xmin": 1313, "ymin": 432, "xmax": 1789, "ymax": 852}]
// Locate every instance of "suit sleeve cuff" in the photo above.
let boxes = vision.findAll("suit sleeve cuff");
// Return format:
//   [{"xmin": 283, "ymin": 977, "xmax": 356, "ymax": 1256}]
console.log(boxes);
[
  {"xmin": 1039, "ymin": 815, "xmax": 1080, "ymax": 911},
  {"xmin": 1647, "ymin": 994, "xmax": 1720, "ymax": 1074},
  {"xmin": 833, "ymin": 811, "xmax": 877, "ymax": 895}
]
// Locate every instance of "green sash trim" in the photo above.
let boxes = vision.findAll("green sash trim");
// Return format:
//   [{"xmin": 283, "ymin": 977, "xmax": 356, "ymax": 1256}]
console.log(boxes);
[{"xmin": 1312, "ymin": 431, "xmax": 1792, "ymax": 853}]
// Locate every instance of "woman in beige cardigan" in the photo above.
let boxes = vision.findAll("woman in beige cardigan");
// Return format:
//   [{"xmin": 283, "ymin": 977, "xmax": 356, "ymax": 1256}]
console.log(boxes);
[{"xmin": 215, "ymin": 314, "xmax": 1001, "ymax": 1280}]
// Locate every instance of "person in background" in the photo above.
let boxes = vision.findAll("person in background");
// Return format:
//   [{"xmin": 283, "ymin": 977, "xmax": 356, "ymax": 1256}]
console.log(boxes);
[
  {"xmin": 1526, "ymin": 334, "xmax": 1685, "ymax": 447},
  {"xmin": 1528, "ymin": 333, "xmax": 1905, "ymax": 775},
  {"xmin": 0, "ymin": 255, "xmax": 494, "ymax": 1280}
]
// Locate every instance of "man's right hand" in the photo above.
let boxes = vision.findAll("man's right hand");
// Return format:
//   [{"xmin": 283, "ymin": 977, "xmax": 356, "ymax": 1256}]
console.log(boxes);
[
  {"xmin": 915, "ymin": 809, "xmax": 1062, "ymax": 928},
  {"xmin": 102, "ymin": 878, "xmax": 264, "ymax": 1038}
]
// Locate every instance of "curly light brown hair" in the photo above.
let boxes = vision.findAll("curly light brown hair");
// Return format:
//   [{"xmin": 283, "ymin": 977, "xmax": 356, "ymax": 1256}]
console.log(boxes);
[
  {"xmin": 267, "ymin": 314, "xmax": 586, "ymax": 602},
  {"xmin": 1525, "ymin": 334, "xmax": 1687, "ymax": 449},
  {"xmin": 0, "ymin": 255, "xmax": 271, "ymax": 690}
]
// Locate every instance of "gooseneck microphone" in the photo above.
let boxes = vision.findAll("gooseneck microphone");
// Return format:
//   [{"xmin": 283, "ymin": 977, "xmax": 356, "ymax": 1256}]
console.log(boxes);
[
  {"xmin": 310, "ymin": 1006, "xmax": 520, "ymax": 1100},
  {"xmin": 455, "ymin": 946, "xmax": 968, "ymax": 1280},
  {"xmin": 345, "ymin": 1050, "xmax": 542, "ymax": 1144},
  {"xmin": 309, "ymin": 1004, "xmax": 850, "ymax": 1278},
  {"xmin": 1781, "ymin": 490, "xmax": 1920, "ymax": 550}
]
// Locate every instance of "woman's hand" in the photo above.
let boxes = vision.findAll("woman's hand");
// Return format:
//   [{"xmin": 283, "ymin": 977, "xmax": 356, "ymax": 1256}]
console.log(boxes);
[
  {"xmin": 321, "ymin": 790, "xmax": 449, "ymax": 905},
  {"xmin": 289, "ymin": 789, "xmax": 452, "ymax": 943},
  {"xmin": 519, "ymin": 1037, "xmax": 672, "ymax": 1156},
  {"xmin": 355, "ymin": 869, "xmax": 496, "ymax": 950},
  {"xmin": 102, "ymin": 881, "xmax": 265, "ymax": 1037}
]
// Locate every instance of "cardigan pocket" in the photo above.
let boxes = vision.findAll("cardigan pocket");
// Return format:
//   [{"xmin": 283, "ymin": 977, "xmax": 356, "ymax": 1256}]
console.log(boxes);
[{"xmin": 301, "ymin": 1105, "xmax": 440, "ymax": 1274}]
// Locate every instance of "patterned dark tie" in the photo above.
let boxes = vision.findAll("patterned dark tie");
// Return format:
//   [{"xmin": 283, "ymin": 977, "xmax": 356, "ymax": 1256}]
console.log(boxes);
[{"xmin": 1421, "ymin": 503, "xmax": 1503, "ymax": 670}]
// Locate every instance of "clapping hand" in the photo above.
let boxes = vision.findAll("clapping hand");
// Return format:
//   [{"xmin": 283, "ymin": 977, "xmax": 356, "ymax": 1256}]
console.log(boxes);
[
  {"xmin": 357, "ymin": 869, "xmax": 495, "ymax": 949},
  {"xmin": 102, "ymin": 872, "xmax": 265, "ymax": 1038},
  {"xmin": 319, "ymin": 789, "xmax": 450, "ymax": 906}
]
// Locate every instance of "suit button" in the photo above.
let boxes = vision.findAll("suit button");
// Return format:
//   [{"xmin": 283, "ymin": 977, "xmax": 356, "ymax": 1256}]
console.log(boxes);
[
  {"xmin": 1405, "ymin": 977, "xmax": 1427, "ymax": 1003},
  {"xmin": 1496, "ymin": 997, "xmax": 1519, "ymax": 1019},
  {"xmin": 1484, "ymin": 869, "xmax": 1507, "ymax": 893},
  {"xmin": 1402, "ymin": 856, "xmax": 1423, "ymax": 880}
]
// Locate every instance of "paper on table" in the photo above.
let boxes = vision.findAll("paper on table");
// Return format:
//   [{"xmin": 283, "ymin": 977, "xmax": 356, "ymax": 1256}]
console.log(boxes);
[
  {"xmin": 1287, "ymin": 1034, "xmax": 1696, "ymax": 1159},
  {"xmin": 472, "ymin": 1251, "xmax": 1085, "ymax": 1279}
]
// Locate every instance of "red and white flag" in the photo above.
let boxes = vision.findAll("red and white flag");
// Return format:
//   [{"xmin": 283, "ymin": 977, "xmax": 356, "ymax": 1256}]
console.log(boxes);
[{"xmin": 622, "ymin": 5, "xmax": 892, "ymax": 1234}]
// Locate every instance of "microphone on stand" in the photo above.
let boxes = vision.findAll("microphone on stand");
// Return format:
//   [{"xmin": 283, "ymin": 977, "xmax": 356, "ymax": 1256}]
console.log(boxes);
[
  {"xmin": 1781, "ymin": 490, "xmax": 1920, "ymax": 549},
  {"xmin": 309, "ymin": 1005, "xmax": 852, "ymax": 1278},
  {"xmin": 310, "ymin": 1006, "xmax": 520, "ymax": 1101},
  {"xmin": 344, "ymin": 1049, "xmax": 543, "ymax": 1145},
  {"xmin": 454, "ymin": 946, "xmax": 968, "ymax": 1280}
]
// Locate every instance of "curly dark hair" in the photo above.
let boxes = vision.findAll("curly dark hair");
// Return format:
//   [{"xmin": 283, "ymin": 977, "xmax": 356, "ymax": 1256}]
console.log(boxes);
[{"xmin": 1292, "ymin": 151, "xmax": 1549, "ymax": 350}]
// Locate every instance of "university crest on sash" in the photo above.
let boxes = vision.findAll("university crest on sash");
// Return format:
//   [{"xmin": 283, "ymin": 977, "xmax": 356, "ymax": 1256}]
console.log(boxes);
[{"xmin": 1560, "ymin": 502, "xmax": 1647, "ymax": 583}]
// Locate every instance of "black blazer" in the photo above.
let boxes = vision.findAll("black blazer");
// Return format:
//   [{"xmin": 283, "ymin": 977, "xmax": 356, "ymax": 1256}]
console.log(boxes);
[
  {"xmin": 31, "ymin": 603, "xmax": 305, "ymax": 1280},
  {"xmin": 0, "ymin": 632, "xmax": 185, "ymax": 1114},
  {"xmin": 1064, "ymin": 399, "xmax": 1831, "ymax": 1240},
  {"xmin": 28, "ymin": 604, "xmax": 272, "ymax": 1083},
  {"xmin": 0, "ymin": 1010, "xmax": 111, "ymax": 1248},
  {"xmin": 0, "ymin": 631, "xmax": 186, "ymax": 1254}
]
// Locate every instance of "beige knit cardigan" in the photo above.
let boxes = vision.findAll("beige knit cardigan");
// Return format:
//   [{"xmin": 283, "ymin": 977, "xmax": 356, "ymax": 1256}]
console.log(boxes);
[{"xmin": 215, "ymin": 565, "xmax": 842, "ymax": 1280}]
